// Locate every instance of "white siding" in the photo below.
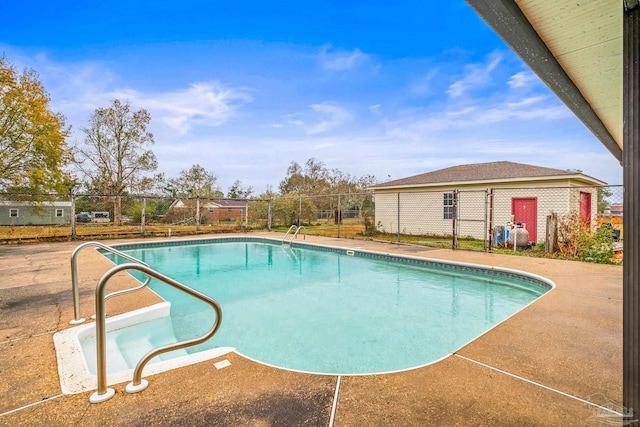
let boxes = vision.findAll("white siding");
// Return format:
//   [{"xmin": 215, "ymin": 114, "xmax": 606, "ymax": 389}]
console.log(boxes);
[
  {"xmin": 492, "ymin": 187, "xmax": 571, "ymax": 242},
  {"xmin": 374, "ymin": 181, "xmax": 601, "ymax": 243}
]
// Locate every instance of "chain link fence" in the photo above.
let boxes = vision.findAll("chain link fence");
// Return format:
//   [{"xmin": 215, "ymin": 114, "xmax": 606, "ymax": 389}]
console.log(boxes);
[
  {"xmin": 370, "ymin": 185, "xmax": 623, "ymax": 258},
  {"xmin": 0, "ymin": 186, "xmax": 623, "ymax": 263}
]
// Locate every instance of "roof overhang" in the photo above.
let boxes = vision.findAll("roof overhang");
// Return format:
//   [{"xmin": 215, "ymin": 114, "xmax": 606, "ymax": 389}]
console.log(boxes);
[
  {"xmin": 0, "ymin": 201, "xmax": 72, "ymax": 207},
  {"xmin": 465, "ymin": 0, "xmax": 624, "ymax": 164},
  {"xmin": 371, "ymin": 173, "xmax": 606, "ymax": 191}
]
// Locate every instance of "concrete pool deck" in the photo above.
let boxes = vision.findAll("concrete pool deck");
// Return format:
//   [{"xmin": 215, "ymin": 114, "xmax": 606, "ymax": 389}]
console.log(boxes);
[{"xmin": 0, "ymin": 233, "xmax": 622, "ymax": 426}]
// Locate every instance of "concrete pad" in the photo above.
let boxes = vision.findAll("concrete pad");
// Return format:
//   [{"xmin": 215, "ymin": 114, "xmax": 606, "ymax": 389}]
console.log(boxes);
[
  {"xmin": 458, "ymin": 288, "xmax": 622, "ymax": 403},
  {"xmin": 0, "ymin": 334, "xmax": 61, "ymax": 415},
  {"xmin": 0, "ymin": 241, "xmax": 163, "ymax": 341},
  {"xmin": 336, "ymin": 356, "xmax": 601, "ymax": 426},
  {"xmin": 0, "ymin": 234, "xmax": 624, "ymax": 426},
  {"xmin": 2, "ymin": 353, "xmax": 336, "ymax": 426}
]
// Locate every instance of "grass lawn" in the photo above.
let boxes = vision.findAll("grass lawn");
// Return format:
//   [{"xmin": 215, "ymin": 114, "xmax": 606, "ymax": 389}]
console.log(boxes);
[
  {"xmin": 274, "ymin": 221, "xmax": 481, "ymax": 249},
  {"xmin": 0, "ymin": 223, "xmax": 240, "ymax": 243}
]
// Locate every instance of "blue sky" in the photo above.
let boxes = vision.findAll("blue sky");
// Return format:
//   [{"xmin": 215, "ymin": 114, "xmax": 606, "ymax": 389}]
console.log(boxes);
[{"xmin": 0, "ymin": 0, "xmax": 622, "ymax": 193}]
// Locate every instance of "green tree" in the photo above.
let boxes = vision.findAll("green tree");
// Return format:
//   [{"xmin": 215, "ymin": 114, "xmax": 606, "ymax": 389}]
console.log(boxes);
[
  {"xmin": 0, "ymin": 56, "xmax": 70, "ymax": 194},
  {"xmin": 597, "ymin": 186, "xmax": 614, "ymax": 213},
  {"xmin": 168, "ymin": 164, "xmax": 222, "ymax": 198},
  {"xmin": 74, "ymin": 99, "xmax": 157, "ymax": 225},
  {"xmin": 271, "ymin": 196, "xmax": 317, "ymax": 226},
  {"xmin": 227, "ymin": 179, "xmax": 253, "ymax": 199}
]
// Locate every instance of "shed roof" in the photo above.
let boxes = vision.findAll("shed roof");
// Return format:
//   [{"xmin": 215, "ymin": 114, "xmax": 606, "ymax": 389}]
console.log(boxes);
[
  {"xmin": 371, "ymin": 161, "xmax": 605, "ymax": 189},
  {"xmin": 204, "ymin": 199, "xmax": 248, "ymax": 208},
  {"xmin": 0, "ymin": 201, "xmax": 72, "ymax": 207},
  {"xmin": 172, "ymin": 198, "xmax": 248, "ymax": 209}
]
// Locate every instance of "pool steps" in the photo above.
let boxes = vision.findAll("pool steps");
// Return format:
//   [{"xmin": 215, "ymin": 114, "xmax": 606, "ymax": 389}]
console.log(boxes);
[
  {"xmin": 88, "ymin": 262, "xmax": 223, "ymax": 403},
  {"xmin": 54, "ymin": 302, "xmax": 233, "ymax": 396}
]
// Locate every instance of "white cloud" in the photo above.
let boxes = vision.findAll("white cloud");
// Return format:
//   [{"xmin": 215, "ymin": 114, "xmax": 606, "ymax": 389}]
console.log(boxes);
[
  {"xmin": 410, "ymin": 68, "xmax": 439, "ymax": 96},
  {"xmin": 110, "ymin": 82, "xmax": 254, "ymax": 133},
  {"xmin": 383, "ymin": 91, "xmax": 573, "ymax": 145},
  {"xmin": 4, "ymin": 51, "xmax": 253, "ymax": 136},
  {"xmin": 474, "ymin": 98, "xmax": 572, "ymax": 123},
  {"xmin": 508, "ymin": 71, "xmax": 539, "ymax": 89},
  {"xmin": 287, "ymin": 102, "xmax": 351, "ymax": 134},
  {"xmin": 368, "ymin": 104, "xmax": 382, "ymax": 116},
  {"xmin": 319, "ymin": 45, "xmax": 368, "ymax": 71},
  {"xmin": 2, "ymin": 52, "xmax": 119, "ymax": 119},
  {"xmin": 447, "ymin": 52, "xmax": 502, "ymax": 98}
]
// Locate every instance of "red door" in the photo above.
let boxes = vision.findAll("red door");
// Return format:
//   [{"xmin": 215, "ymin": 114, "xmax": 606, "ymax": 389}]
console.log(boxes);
[
  {"xmin": 512, "ymin": 198, "xmax": 537, "ymax": 243},
  {"xmin": 579, "ymin": 192, "xmax": 592, "ymax": 227}
]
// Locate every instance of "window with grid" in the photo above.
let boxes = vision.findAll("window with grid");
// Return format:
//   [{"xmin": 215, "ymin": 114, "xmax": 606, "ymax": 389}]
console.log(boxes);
[
  {"xmin": 56, "ymin": 209, "xmax": 64, "ymax": 217},
  {"xmin": 9, "ymin": 208, "xmax": 18, "ymax": 217},
  {"xmin": 443, "ymin": 193, "xmax": 454, "ymax": 219}
]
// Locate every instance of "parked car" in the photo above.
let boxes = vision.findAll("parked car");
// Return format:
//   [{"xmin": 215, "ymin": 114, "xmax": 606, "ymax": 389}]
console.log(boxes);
[{"xmin": 75, "ymin": 213, "xmax": 93, "ymax": 223}]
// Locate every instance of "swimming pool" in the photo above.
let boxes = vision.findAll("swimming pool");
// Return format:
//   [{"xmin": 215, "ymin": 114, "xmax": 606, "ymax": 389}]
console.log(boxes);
[{"xmin": 92, "ymin": 237, "xmax": 553, "ymax": 376}]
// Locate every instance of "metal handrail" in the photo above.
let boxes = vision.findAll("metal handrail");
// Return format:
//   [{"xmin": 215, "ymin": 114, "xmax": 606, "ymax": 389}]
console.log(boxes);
[
  {"xmin": 292, "ymin": 225, "xmax": 306, "ymax": 241},
  {"xmin": 70, "ymin": 241, "xmax": 150, "ymax": 324},
  {"xmin": 282, "ymin": 225, "xmax": 306, "ymax": 244},
  {"xmin": 89, "ymin": 277, "xmax": 154, "ymax": 320},
  {"xmin": 281, "ymin": 225, "xmax": 298, "ymax": 244},
  {"xmin": 89, "ymin": 262, "xmax": 222, "ymax": 404}
]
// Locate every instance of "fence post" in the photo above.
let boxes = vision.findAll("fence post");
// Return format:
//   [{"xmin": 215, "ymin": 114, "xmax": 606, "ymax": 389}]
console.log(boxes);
[
  {"xmin": 268, "ymin": 199, "xmax": 272, "ymax": 231},
  {"xmin": 452, "ymin": 190, "xmax": 458, "ymax": 250},
  {"xmin": 397, "ymin": 192, "xmax": 401, "ymax": 243},
  {"xmin": 196, "ymin": 197, "xmax": 200, "ymax": 231},
  {"xmin": 70, "ymin": 194, "xmax": 76, "ymax": 239},
  {"xmin": 141, "ymin": 197, "xmax": 146, "ymax": 235},
  {"xmin": 244, "ymin": 200, "xmax": 249, "ymax": 229},
  {"xmin": 298, "ymin": 196, "xmax": 302, "ymax": 227},
  {"xmin": 487, "ymin": 188, "xmax": 494, "ymax": 253},
  {"xmin": 545, "ymin": 212, "xmax": 558, "ymax": 253},
  {"xmin": 337, "ymin": 194, "xmax": 341, "ymax": 238}
]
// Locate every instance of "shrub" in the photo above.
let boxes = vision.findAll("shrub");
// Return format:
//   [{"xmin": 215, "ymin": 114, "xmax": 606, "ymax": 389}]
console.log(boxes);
[
  {"xmin": 361, "ymin": 216, "xmax": 377, "ymax": 236},
  {"xmin": 557, "ymin": 211, "xmax": 615, "ymax": 263}
]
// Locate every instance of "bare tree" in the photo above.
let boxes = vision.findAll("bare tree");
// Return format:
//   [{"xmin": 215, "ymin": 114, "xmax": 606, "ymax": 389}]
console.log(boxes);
[
  {"xmin": 352, "ymin": 174, "xmax": 378, "ymax": 217},
  {"xmin": 278, "ymin": 158, "xmax": 330, "ymax": 195},
  {"xmin": 74, "ymin": 100, "xmax": 157, "ymax": 225}
]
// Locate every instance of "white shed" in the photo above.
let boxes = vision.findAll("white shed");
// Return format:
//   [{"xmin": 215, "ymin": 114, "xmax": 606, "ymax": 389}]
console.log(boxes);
[{"xmin": 371, "ymin": 161, "xmax": 607, "ymax": 244}]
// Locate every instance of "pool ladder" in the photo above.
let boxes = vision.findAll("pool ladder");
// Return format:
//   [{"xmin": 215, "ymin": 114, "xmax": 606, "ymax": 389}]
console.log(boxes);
[
  {"xmin": 282, "ymin": 225, "xmax": 306, "ymax": 244},
  {"xmin": 70, "ymin": 242, "xmax": 222, "ymax": 404},
  {"xmin": 70, "ymin": 241, "xmax": 152, "ymax": 324}
]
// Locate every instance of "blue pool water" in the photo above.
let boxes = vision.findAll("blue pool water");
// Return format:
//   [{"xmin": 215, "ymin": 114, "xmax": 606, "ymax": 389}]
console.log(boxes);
[{"xmin": 101, "ymin": 238, "xmax": 551, "ymax": 375}]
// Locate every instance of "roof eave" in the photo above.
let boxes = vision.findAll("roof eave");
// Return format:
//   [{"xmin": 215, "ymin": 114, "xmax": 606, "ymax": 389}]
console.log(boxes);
[
  {"xmin": 464, "ymin": 0, "xmax": 623, "ymax": 163},
  {"xmin": 371, "ymin": 174, "xmax": 607, "ymax": 191}
]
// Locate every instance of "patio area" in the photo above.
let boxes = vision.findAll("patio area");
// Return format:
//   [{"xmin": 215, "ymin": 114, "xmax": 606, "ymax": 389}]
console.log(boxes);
[{"xmin": 0, "ymin": 232, "xmax": 622, "ymax": 426}]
